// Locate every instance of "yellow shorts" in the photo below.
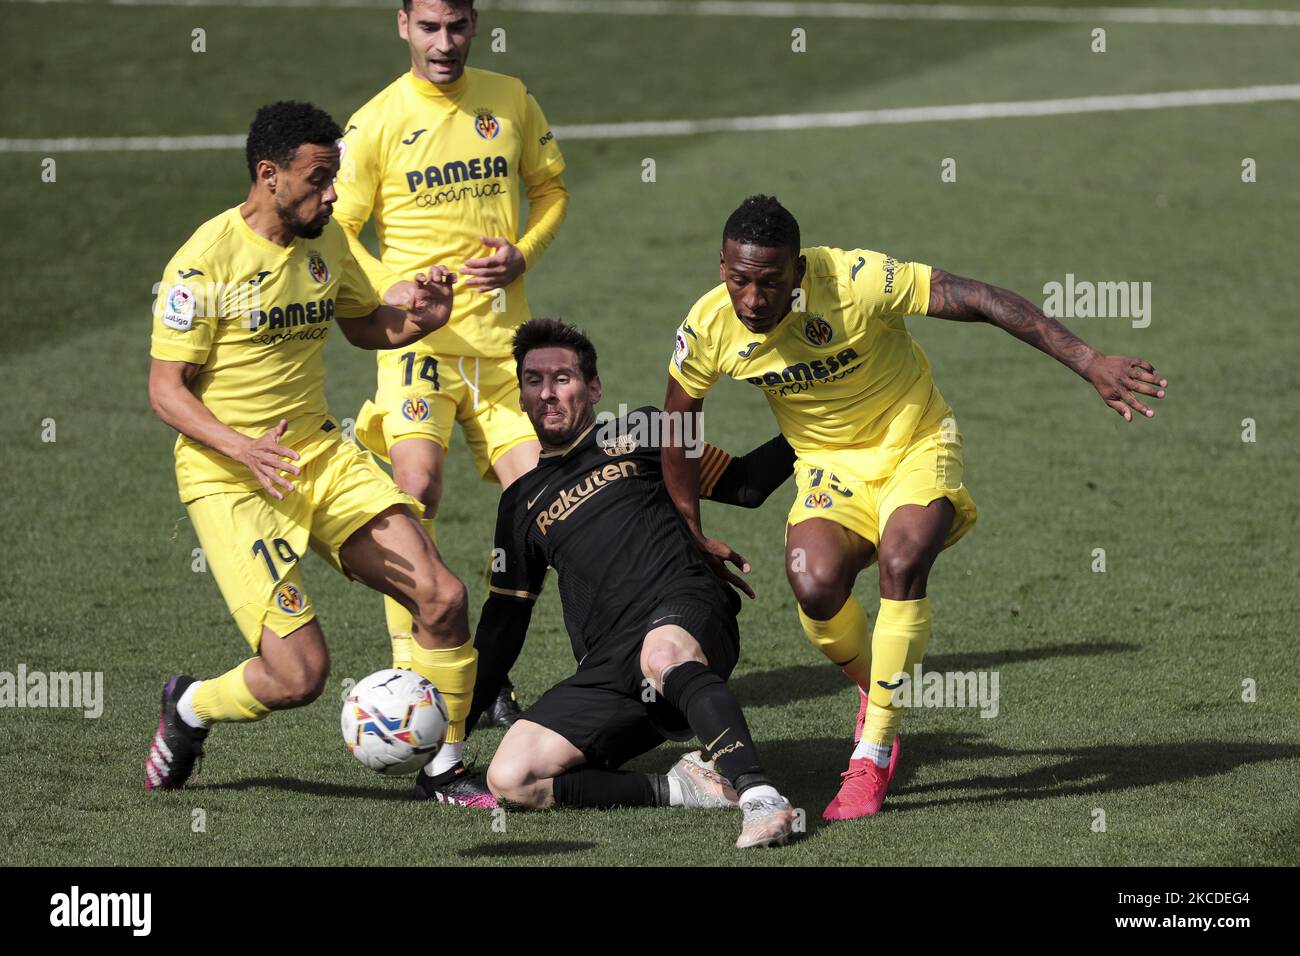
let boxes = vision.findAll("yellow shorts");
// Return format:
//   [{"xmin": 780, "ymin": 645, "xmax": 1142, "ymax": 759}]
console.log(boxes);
[
  {"xmin": 186, "ymin": 436, "xmax": 415, "ymax": 651},
  {"xmin": 354, "ymin": 351, "xmax": 537, "ymax": 481},
  {"xmin": 786, "ymin": 425, "xmax": 978, "ymax": 562}
]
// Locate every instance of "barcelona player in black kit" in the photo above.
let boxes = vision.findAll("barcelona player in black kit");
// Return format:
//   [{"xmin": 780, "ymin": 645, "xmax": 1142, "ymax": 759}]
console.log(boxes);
[{"xmin": 469, "ymin": 318, "xmax": 798, "ymax": 848}]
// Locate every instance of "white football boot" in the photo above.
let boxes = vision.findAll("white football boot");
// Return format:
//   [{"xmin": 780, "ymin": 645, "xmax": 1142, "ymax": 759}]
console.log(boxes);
[{"xmin": 667, "ymin": 750, "xmax": 740, "ymax": 808}]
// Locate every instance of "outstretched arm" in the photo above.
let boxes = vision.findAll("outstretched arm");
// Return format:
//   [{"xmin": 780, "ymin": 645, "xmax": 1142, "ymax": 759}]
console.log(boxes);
[
  {"xmin": 662, "ymin": 378, "xmax": 756, "ymax": 598},
  {"xmin": 701, "ymin": 435, "xmax": 796, "ymax": 508},
  {"xmin": 662, "ymin": 377, "xmax": 706, "ymax": 538},
  {"xmin": 927, "ymin": 268, "xmax": 1168, "ymax": 421},
  {"xmin": 337, "ymin": 267, "xmax": 457, "ymax": 350}
]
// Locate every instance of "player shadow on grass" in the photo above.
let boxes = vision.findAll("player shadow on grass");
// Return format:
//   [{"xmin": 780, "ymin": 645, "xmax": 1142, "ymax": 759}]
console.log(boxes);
[
  {"xmin": 202, "ymin": 777, "xmax": 420, "ymax": 800},
  {"xmin": 620, "ymin": 737, "xmax": 864, "ymax": 839},
  {"xmin": 621, "ymin": 728, "xmax": 1300, "ymax": 834},
  {"xmin": 457, "ymin": 840, "xmax": 598, "ymax": 858},
  {"xmin": 868, "ymin": 733, "xmax": 1300, "ymax": 812},
  {"xmin": 728, "ymin": 641, "xmax": 1139, "ymax": 708}
]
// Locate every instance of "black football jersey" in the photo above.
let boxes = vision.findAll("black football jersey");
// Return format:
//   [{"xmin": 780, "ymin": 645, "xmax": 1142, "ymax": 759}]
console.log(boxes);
[{"xmin": 490, "ymin": 406, "xmax": 733, "ymax": 661}]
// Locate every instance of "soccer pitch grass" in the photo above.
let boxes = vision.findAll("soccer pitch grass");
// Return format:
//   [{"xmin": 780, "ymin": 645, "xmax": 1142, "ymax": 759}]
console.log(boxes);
[{"xmin": 1, "ymin": 0, "xmax": 1298, "ymax": 866}]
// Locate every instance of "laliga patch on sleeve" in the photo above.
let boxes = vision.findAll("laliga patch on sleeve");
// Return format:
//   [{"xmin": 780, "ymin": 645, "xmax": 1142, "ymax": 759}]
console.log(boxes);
[
  {"xmin": 673, "ymin": 328, "xmax": 690, "ymax": 369},
  {"xmin": 162, "ymin": 283, "xmax": 197, "ymax": 332}
]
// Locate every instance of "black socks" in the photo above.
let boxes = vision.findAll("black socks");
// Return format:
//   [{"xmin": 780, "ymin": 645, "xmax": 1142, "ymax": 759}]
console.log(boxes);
[
  {"xmin": 551, "ymin": 767, "xmax": 668, "ymax": 808},
  {"xmin": 661, "ymin": 660, "xmax": 770, "ymax": 795}
]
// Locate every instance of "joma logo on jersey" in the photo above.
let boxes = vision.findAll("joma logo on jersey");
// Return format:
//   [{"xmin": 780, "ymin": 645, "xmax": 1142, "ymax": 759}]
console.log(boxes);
[
  {"xmin": 405, "ymin": 155, "xmax": 509, "ymax": 192},
  {"xmin": 745, "ymin": 348, "xmax": 859, "ymax": 387},
  {"xmin": 535, "ymin": 461, "xmax": 639, "ymax": 535},
  {"xmin": 244, "ymin": 298, "xmax": 335, "ymax": 331}
]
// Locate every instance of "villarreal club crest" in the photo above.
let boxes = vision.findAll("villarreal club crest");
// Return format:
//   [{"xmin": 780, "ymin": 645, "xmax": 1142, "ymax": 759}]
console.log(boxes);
[
  {"xmin": 402, "ymin": 396, "xmax": 431, "ymax": 422},
  {"xmin": 473, "ymin": 108, "xmax": 500, "ymax": 140},
  {"xmin": 804, "ymin": 315, "xmax": 834, "ymax": 347},
  {"xmin": 307, "ymin": 251, "xmax": 329, "ymax": 285}
]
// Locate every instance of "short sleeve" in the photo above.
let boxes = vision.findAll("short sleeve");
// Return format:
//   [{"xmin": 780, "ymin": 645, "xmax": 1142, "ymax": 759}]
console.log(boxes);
[
  {"xmin": 846, "ymin": 249, "xmax": 932, "ymax": 320},
  {"xmin": 333, "ymin": 116, "xmax": 382, "ymax": 236},
  {"xmin": 519, "ymin": 91, "xmax": 566, "ymax": 188},
  {"xmin": 488, "ymin": 496, "xmax": 546, "ymax": 601},
  {"xmin": 150, "ymin": 257, "xmax": 216, "ymax": 366},
  {"xmin": 334, "ymin": 247, "xmax": 381, "ymax": 319},
  {"xmin": 667, "ymin": 315, "xmax": 717, "ymax": 399}
]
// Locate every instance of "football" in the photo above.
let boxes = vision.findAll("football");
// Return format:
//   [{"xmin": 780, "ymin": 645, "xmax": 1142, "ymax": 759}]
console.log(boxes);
[{"xmin": 341, "ymin": 669, "xmax": 448, "ymax": 775}]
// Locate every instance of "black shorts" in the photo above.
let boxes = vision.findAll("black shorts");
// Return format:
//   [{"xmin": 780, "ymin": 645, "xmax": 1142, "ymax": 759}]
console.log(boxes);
[{"xmin": 520, "ymin": 586, "xmax": 741, "ymax": 769}]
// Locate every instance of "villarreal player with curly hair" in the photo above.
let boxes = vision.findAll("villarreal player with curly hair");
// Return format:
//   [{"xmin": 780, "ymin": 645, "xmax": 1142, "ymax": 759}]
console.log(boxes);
[
  {"xmin": 145, "ymin": 101, "xmax": 495, "ymax": 807},
  {"xmin": 664, "ymin": 195, "xmax": 1168, "ymax": 820}
]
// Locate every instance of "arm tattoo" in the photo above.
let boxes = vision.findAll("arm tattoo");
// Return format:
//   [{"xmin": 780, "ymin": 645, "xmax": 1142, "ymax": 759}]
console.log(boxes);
[{"xmin": 928, "ymin": 268, "xmax": 1097, "ymax": 376}]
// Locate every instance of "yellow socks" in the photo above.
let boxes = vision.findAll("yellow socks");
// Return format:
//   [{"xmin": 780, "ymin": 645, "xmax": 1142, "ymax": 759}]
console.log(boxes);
[
  {"xmin": 799, "ymin": 596, "xmax": 871, "ymax": 690},
  {"xmin": 384, "ymin": 517, "xmax": 438, "ymax": 669},
  {"xmin": 192, "ymin": 659, "xmax": 271, "ymax": 724},
  {"xmin": 862, "ymin": 597, "xmax": 932, "ymax": 746},
  {"xmin": 409, "ymin": 641, "xmax": 477, "ymax": 744},
  {"xmin": 385, "ymin": 603, "xmax": 414, "ymax": 670}
]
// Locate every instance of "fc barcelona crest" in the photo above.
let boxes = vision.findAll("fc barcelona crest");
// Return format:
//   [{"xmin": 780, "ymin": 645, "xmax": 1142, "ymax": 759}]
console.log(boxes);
[{"xmin": 600, "ymin": 435, "xmax": 638, "ymax": 457}]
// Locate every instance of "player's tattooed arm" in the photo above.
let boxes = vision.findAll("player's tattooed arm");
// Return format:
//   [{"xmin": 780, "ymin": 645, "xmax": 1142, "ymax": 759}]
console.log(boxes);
[
  {"xmin": 927, "ymin": 268, "xmax": 1168, "ymax": 421},
  {"xmin": 662, "ymin": 379, "xmax": 756, "ymax": 597},
  {"xmin": 337, "ymin": 267, "xmax": 457, "ymax": 349}
]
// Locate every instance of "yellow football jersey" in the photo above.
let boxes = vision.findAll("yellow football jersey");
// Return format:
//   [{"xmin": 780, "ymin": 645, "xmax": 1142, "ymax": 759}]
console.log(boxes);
[
  {"xmin": 150, "ymin": 207, "xmax": 380, "ymax": 501},
  {"xmin": 668, "ymin": 246, "xmax": 950, "ymax": 481},
  {"xmin": 334, "ymin": 67, "xmax": 566, "ymax": 359}
]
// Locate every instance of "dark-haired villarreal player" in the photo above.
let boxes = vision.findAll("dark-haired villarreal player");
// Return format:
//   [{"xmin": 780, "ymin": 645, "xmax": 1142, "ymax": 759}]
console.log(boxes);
[
  {"xmin": 334, "ymin": 0, "xmax": 568, "ymax": 737},
  {"xmin": 664, "ymin": 195, "xmax": 1167, "ymax": 820},
  {"xmin": 145, "ymin": 101, "xmax": 494, "ymax": 807}
]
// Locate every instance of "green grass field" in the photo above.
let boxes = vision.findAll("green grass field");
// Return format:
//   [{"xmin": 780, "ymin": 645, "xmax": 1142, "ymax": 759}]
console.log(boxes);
[{"xmin": 1, "ymin": 0, "xmax": 1298, "ymax": 866}]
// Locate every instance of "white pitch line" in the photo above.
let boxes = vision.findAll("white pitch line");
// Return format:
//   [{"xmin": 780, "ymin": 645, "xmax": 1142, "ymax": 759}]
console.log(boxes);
[
  {"xmin": 3, "ymin": 0, "xmax": 1300, "ymax": 26},
  {"xmin": 3, "ymin": 84, "xmax": 1298, "ymax": 153}
]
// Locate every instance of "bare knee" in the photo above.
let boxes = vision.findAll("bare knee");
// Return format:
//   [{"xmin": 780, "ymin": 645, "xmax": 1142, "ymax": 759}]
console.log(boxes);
[
  {"xmin": 487, "ymin": 754, "xmax": 545, "ymax": 809},
  {"xmin": 393, "ymin": 463, "xmax": 443, "ymax": 518},
  {"xmin": 640, "ymin": 630, "xmax": 707, "ymax": 691},
  {"xmin": 264, "ymin": 655, "xmax": 329, "ymax": 709},
  {"xmin": 878, "ymin": 548, "xmax": 933, "ymax": 601},
  {"xmin": 788, "ymin": 558, "xmax": 852, "ymax": 620}
]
